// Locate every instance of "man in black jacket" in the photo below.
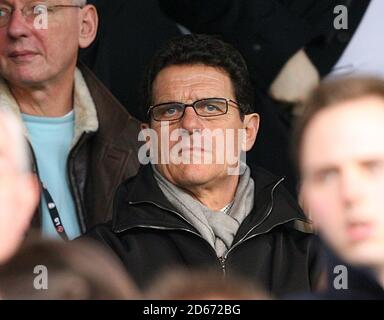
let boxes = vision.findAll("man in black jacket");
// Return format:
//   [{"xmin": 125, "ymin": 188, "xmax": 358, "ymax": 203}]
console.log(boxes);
[
  {"xmin": 159, "ymin": 0, "xmax": 379, "ymax": 196},
  {"xmin": 87, "ymin": 34, "xmax": 321, "ymax": 297}
]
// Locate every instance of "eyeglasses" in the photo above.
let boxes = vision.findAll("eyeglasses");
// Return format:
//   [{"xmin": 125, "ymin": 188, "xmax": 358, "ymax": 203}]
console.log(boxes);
[
  {"xmin": 148, "ymin": 97, "xmax": 241, "ymax": 122},
  {"xmin": 0, "ymin": 3, "xmax": 83, "ymax": 28}
]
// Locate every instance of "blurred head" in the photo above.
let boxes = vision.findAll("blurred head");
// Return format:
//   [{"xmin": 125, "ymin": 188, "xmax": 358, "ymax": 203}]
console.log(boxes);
[
  {"xmin": 295, "ymin": 77, "xmax": 384, "ymax": 272},
  {"xmin": 141, "ymin": 34, "xmax": 259, "ymax": 193},
  {"xmin": 144, "ymin": 268, "xmax": 270, "ymax": 300},
  {"xmin": 0, "ymin": 108, "xmax": 38, "ymax": 265},
  {"xmin": 0, "ymin": 0, "xmax": 97, "ymax": 87},
  {"xmin": 0, "ymin": 237, "xmax": 140, "ymax": 299}
]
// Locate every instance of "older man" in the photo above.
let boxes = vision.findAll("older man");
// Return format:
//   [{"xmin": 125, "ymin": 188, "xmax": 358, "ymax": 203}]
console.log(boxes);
[
  {"xmin": 0, "ymin": 0, "xmax": 140, "ymax": 240},
  {"xmin": 0, "ymin": 109, "xmax": 39, "ymax": 265},
  {"xmin": 87, "ymin": 34, "xmax": 321, "ymax": 297},
  {"xmin": 296, "ymin": 77, "xmax": 384, "ymax": 299}
]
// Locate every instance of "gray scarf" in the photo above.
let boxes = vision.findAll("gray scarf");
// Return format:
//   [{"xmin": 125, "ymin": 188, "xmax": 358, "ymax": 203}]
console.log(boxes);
[{"xmin": 152, "ymin": 164, "xmax": 254, "ymax": 257}]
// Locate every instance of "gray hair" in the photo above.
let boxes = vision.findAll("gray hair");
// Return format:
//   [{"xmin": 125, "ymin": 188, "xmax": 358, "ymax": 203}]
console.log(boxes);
[{"xmin": 0, "ymin": 109, "xmax": 30, "ymax": 173}]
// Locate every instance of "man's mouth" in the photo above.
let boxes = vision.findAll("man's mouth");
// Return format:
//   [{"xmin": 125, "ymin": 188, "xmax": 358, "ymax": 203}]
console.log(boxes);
[
  {"xmin": 346, "ymin": 221, "xmax": 374, "ymax": 242},
  {"xmin": 179, "ymin": 147, "xmax": 207, "ymax": 153},
  {"xmin": 8, "ymin": 50, "xmax": 38, "ymax": 62}
]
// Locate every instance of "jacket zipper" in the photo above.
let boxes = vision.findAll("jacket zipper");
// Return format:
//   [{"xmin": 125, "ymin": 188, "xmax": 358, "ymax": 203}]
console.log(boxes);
[
  {"xmin": 217, "ymin": 216, "xmax": 300, "ymax": 275},
  {"xmin": 218, "ymin": 257, "xmax": 227, "ymax": 276},
  {"xmin": 223, "ymin": 177, "xmax": 284, "ymax": 260},
  {"xmin": 214, "ymin": 177, "xmax": 285, "ymax": 275},
  {"xmin": 120, "ymin": 177, "xmax": 289, "ymax": 275}
]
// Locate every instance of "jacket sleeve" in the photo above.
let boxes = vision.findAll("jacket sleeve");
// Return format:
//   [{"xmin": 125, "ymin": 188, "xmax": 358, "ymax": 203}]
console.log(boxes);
[{"xmin": 158, "ymin": 0, "xmax": 315, "ymax": 90}]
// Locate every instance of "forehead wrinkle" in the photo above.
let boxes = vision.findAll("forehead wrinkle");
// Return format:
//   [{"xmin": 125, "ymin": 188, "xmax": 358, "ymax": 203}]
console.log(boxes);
[
  {"xmin": 0, "ymin": 0, "xmax": 50, "ymax": 11},
  {"xmin": 0, "ymin": 0, "xmax": 12, "ymax": 5},
  {"xmin": 169, "ymin": 71, "xmax": 227, "ymax": 83},
  {"xmin": 154, "ymin": 70, "xmax": 234, "ymax": 104},
  {"xmin": 0, "ymin": 0, "xmax": 49, "ymax": 5}
]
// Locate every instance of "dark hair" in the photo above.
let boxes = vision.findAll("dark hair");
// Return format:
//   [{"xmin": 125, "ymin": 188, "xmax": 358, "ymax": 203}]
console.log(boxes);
[
  {"xmin": 292, "ymin": 76, "xmax": 384, "ymax": 173},
  {"xmin": 142, "ymin": 34, "xmax": 255, "ymax": 119},
  {"xmin": 0, "ymin": 236, "xmax": 140, "ymax": 300}
]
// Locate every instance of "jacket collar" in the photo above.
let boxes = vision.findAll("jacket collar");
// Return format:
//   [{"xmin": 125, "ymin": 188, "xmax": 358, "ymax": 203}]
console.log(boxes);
[
  {"xmin": 78, "ymin": 62, "xmax": 141, "ymax": 150},
  {"xmin": 112, "ymin": 164, "xmax": 309, "ymax": 240}
]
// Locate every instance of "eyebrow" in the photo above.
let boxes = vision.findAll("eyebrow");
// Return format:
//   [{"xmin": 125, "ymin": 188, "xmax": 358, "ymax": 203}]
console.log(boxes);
[
  {"xmin": 27, "ymin": 0, "xmax": 50, "ymax": 4},
  {"xmin": 302, "ymin": 164, "xmax": 338, "ymax": 177}
]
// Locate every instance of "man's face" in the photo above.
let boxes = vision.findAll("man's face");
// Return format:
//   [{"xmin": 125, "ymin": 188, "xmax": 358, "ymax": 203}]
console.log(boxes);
[
  {"xmin": 0, "ymin": 116, "xmax": 37, "ymax": 264},
  {"xmin": 148, "ymin": 64, "xmax": 258, "ymax": 191},
  {"xmin": 0, "ymin": 0, "xmax": 83, "ymax": 87},
  {"xmin": 301, "ymin": 96, "xmax": 384, "ymax": 269}
]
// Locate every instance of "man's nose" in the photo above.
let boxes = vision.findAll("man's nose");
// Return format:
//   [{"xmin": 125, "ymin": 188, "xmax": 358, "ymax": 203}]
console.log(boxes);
[
  {"xmin": 7, "ymin": 9, "xmax": 32, "ymax": 39},
  {"xmin": 179, "ymin": 105, "xmax": 204, "ymax": 132},
  {"xmin": 339, "ymin": 169, "xmax": 363, "ymax": 208}
]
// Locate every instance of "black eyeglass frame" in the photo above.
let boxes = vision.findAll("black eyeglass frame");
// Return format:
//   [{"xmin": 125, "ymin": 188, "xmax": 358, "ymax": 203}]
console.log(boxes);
[{"xmin": 147, "ymin": 97, "xmax": 241, "ymax": 121}]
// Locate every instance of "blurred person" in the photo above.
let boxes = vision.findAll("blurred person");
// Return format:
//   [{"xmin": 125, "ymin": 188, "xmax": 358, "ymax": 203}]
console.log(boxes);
[
  {"xmin": 144, "ymin": 268, "xmax": 270, "ymax": 300},
  {"xmin": 0, "ymin": 236, "xmax": 140, "ymax": 299},
  {"xmin": 87, "ymin": 34, "xmax": 321, "ymax": 298},
  {"xmin": 0, "ymin": 0, "xmax": 141, "ymax": 241},
  {"xmin": 295, "ymin": 77, "xmax": 384, "ymax": 299},
  {"xmin": 0, "ymin": 108, "xmax": 39, "ymax": 265}
]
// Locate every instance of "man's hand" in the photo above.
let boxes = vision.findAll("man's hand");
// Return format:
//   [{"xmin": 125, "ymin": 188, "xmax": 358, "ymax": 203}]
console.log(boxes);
[{"xmin": 269, "ymin": 49, "xmax": 320, "ymax": 110}]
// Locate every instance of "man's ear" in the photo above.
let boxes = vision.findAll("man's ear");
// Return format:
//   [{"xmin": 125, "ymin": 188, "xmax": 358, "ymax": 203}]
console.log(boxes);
[
  {"xmin": 78, "ymin": 5, "xmax": 98, "ymax": 49},
  {"xmin": 242, "ymin": 113, "xmax": 260, "ymax": 152}
]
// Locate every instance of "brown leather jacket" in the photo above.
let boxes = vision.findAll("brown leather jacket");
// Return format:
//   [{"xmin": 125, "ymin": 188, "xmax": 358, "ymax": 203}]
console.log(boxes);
[{"xmin": 31, "ymin": 63, "xmax": 142, "ymax": 233}]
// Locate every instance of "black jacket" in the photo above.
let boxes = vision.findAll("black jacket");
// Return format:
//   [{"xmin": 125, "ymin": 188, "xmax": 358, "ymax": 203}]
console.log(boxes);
[{"xmin": 86, "ymin": 164, "xmax": 322, "ymax": 297}]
